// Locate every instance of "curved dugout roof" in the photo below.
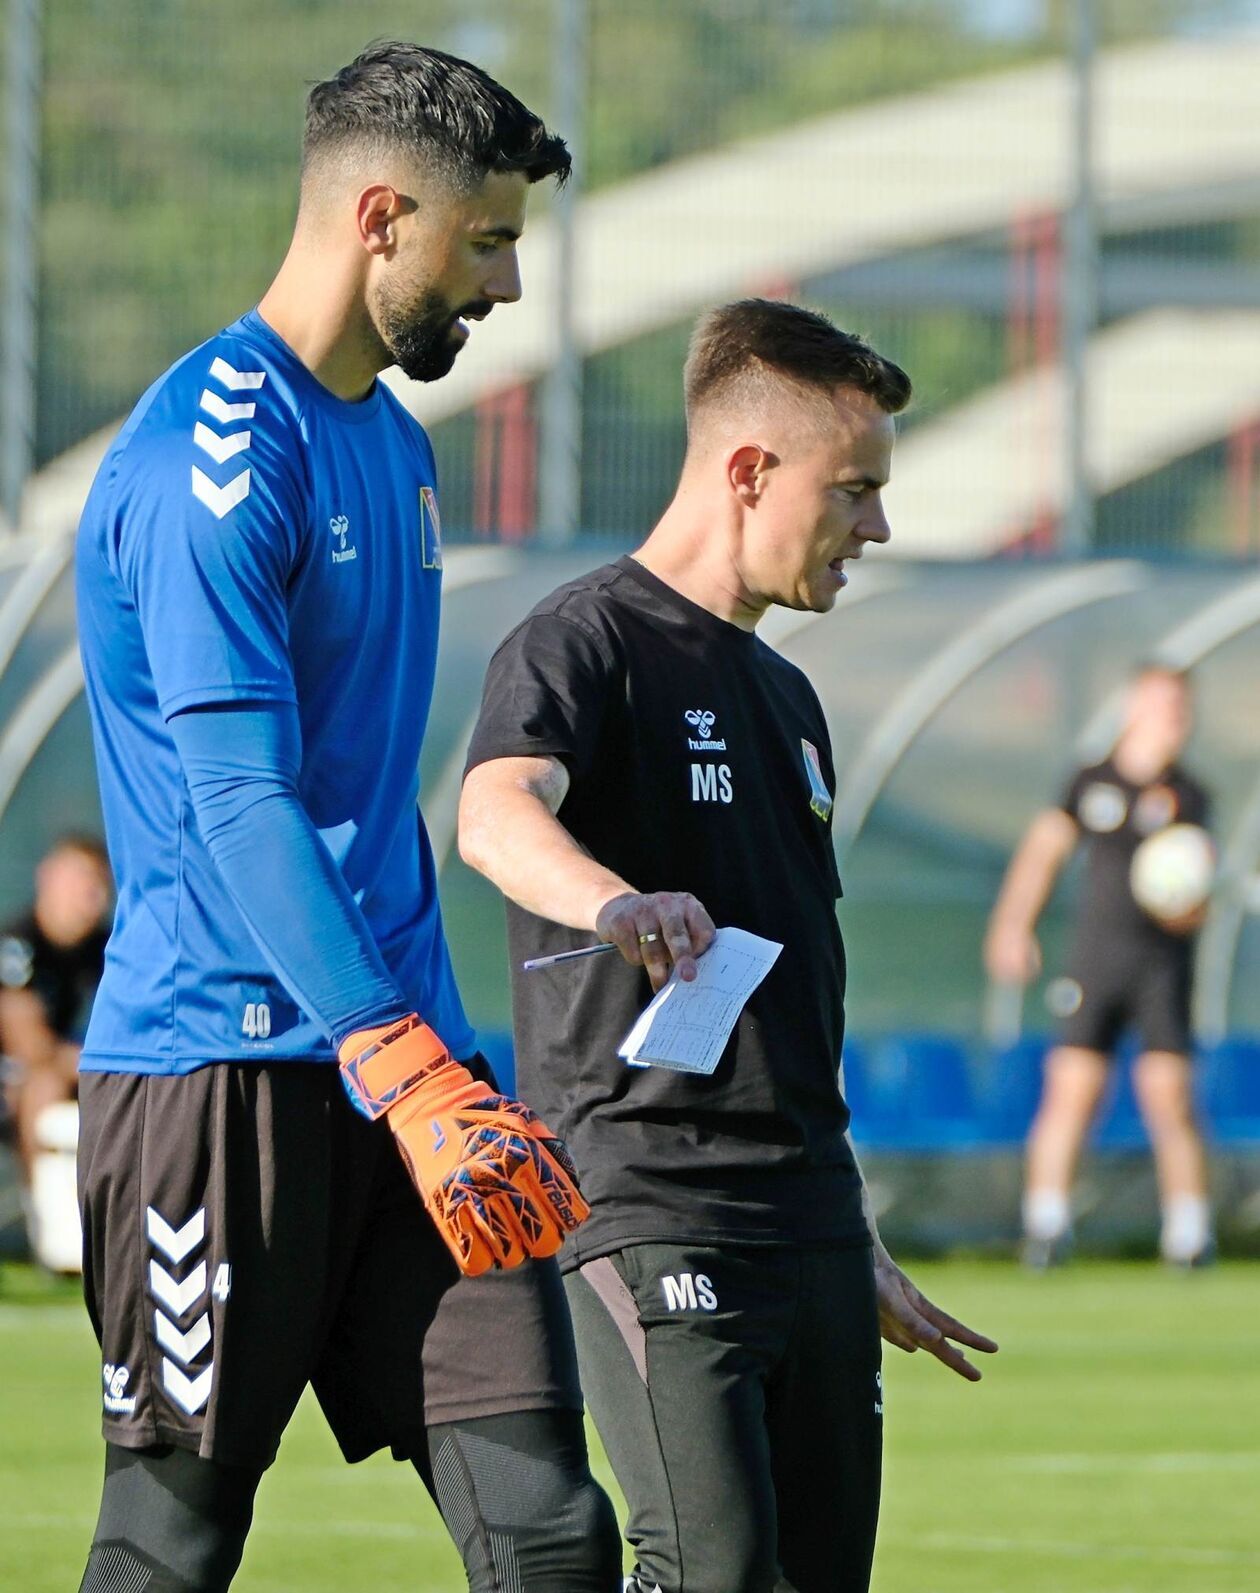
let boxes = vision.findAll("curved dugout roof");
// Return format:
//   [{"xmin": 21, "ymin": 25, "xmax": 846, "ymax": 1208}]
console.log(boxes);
[{"xmin": 2, "ymin": 544, "xmax": 1257, "ymax": 1041}]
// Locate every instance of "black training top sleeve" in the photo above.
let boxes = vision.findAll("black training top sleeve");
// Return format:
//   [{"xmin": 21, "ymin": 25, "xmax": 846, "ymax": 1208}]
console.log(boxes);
[
  {"xmin": 1058, "ymin": 764, "xmax": 1089, "ymax": 821},
  {"xmin": 464, "ymin": 610, "xmax": 616, "ymax": 784},
  {"xmin": 1180, "ymin": 772, "xmax": 1211, "ymax": 830}
]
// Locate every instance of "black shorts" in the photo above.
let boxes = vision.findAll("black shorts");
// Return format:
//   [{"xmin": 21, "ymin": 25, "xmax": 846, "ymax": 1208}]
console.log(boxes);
[
  {"xmin": 565, "ymin": 1239, "xmax": 881, "ymax": 1593},
  {"xmin": 1056, "ymin": 939, "xmax": 1193, "ymax": 1057},
  {"xmin": 78, "ymin": 1063, "xmax": 582, "ymax": 1469}
]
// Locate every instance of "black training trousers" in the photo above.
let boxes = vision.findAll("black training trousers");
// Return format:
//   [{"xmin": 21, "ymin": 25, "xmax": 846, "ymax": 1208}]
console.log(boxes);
[{"xmin": 565, "ymin": 1241, "xmax": 882, "ymax": 1593}]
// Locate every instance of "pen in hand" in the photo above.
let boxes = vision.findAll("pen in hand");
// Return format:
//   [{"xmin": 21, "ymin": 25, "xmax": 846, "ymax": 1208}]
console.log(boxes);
[{"xmin": 522, "ymin": 942, "xmax": 620, "ymax": 972}]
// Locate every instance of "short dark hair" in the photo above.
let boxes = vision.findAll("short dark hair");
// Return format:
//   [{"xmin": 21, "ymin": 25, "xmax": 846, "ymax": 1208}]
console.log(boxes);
[
  {"xmin": 684, "ymin": 299, "xmax": 911, "ymax": 431},
  {"xmin": 303, "ymin": 41, "xmax": 571, "ymax": 190},
  {"xmin": 44, "ymin": 833, "xmax": 110, "ymax": 870}
]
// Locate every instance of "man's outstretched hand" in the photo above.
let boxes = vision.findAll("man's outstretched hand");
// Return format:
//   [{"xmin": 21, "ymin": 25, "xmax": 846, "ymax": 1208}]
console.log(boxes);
[
  {"xmin": 595, "ymin": 890, "xmax": 715, "ymax": 991},
  {"xmin": 873, "ymin": 1244, "xmax": 998, "ymax": 1382}
]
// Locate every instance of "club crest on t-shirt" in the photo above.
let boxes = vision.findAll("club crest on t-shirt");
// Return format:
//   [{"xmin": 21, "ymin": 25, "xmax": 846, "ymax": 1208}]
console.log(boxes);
[{"xmin": 801, "ymin": 738, "xmax": 833, "ymax": 821}]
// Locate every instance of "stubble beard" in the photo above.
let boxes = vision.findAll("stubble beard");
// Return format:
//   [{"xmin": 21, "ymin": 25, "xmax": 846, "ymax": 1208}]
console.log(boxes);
[{"xmin": 376, "ymin": 282, "xmax": 462, "ymax": 383}]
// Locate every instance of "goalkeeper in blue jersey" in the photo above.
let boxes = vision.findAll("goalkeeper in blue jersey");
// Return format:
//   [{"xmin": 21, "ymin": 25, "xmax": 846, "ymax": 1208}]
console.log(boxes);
[{"xmin": 73, "ymin": 42, "xmax": 617, "ymax": 1593}]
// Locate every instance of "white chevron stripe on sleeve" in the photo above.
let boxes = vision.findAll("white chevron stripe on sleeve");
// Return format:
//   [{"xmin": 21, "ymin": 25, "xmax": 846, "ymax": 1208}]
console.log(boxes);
[
  {"xmin": 162, "ymin": 1358, "xmax": 214, "ymax": 1416},
  {"xmin": 191, "ymin": 466, "xmax": 250, "ymax": 519},
  {"xmin": 200, "ymin": 390, "xmax": 256, "ymax": 424},
  {"xmin": 149, "ymin": 1258, "xmax": 207, "ymax": 1318},
  {"xmin": 210, "ymin": 356, "xmax": 266, "ymax": 391},
  {"xmin": 193, "ymin": 421, "xmax": 251, "ymax": 464},
  {"xmin": 145, "ymin": 1205, "xmax": 206, "ymax": 1264},
  {"xmin": 154, "ymin": 1307, "xmax": 211, "ymax": 1366}
]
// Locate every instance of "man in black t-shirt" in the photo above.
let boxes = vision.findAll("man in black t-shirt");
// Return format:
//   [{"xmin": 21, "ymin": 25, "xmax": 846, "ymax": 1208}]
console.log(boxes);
[
  {"xmin": 1, "ymin": 834, "xmax": 111, "ymax": 1269},
  {"xmin": 985, "ymin": 665, "xmax": 1214, "ymax": 1267},
  {"xmin": 461, "ymin": 300, "xmax": 996, "ymax": 1593}
]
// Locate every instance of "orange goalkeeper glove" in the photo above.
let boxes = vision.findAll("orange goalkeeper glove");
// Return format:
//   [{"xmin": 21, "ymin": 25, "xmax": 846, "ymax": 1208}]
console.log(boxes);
[{"xmin": 339, "ymin": 1014, "xmax": 589, "ymax": 1276}]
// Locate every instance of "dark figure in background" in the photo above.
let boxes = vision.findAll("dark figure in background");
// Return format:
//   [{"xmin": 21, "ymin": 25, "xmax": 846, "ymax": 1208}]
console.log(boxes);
[
  {"xmin": 985, "ymin": 665, "xmax": 1213, "ymax": 1267},
  {"xmin": 1, "ymin": 834, "xmax": 111, "ymax": 1273}
]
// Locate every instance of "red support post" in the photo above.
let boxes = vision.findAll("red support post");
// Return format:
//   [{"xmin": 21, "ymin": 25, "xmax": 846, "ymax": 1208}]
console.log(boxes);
[
  {"xmin": 496, "ymin": 385, "xmax": 537, "ymax": 543},
  {"xmin": 472, "ymin": 386, "xmax": 539, "ymax": 542},
  {"xmin": 1228, "ymin": 420, "xmax": 1260, "ymax": 557},
  {"xmin": 1007, "ymin": 211, "xmax": 1061, "ymax": 555},
  {"xmin": 473, "ymin": 394, "xmax": 501, "ymax": 541}
]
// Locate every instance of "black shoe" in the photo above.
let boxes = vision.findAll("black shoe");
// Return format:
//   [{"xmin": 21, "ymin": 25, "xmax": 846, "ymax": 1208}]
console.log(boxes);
[{"xmin": 1021, "ymin": 1232, "xmax": 1072, "ymax": 1269}]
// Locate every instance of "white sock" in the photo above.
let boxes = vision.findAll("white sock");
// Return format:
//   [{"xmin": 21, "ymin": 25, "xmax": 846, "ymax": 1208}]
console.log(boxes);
[
  {"xmin": 1161, "ymin": 1195, "xmax": 1211, "ymax": 1262},
  {"xmin": 1023, "ymin": 1189, "xmax": 1070, "ymax": 1242}
]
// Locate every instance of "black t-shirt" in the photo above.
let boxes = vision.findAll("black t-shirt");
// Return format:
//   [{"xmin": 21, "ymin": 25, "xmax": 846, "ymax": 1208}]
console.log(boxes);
[
  {"xmin": 465, "ymin": 557, "xmax": 867, "ymax": 1267},
  {"xmin": 1059, "ymin": 756, "xmax": 1211, "ymax": 957},
  {"xmin": 0, "ymin": 911, "xmax": 107, "ymax": 1044}
]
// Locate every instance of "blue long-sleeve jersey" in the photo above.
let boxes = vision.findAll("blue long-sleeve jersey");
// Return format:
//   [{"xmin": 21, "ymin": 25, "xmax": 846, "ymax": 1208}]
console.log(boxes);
[{"xmin": 76, "ymin": 309, "xmax": 474, "ymax": 1072}]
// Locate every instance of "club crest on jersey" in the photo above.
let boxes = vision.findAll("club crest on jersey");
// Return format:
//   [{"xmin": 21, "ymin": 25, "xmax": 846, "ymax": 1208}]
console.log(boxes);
[
  {"xmin": 684, "ymin": 708, "xmax": 726, "ymax": 751},
  {"xmin": 330, "ymin": 514, "xmax": 357, "ymax": 564},
  {"xmin": 801, "ymin": 738, "xmax": 833, "ymax": 821},
  {"xmin": 0, "ymin": 934, "xmax": 34, "ymax": 989},
  {"xmin": 1079, "ymin": 781, "xmax": 1126, "ymax": 833},
  {"xmin": 420, "ymin": 485, "xmax": 443, "ymax": 570}
]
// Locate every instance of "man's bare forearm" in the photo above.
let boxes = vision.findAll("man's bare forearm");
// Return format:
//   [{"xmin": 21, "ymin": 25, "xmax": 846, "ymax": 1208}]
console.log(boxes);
[
  {"xmin": 989, "ymin": 809, "xmax": 1078, "ymax": 935},
  {"xmin": 460, "ymin": 756, "xmax": 634, "ymax": 929},
  {"xmin": 0, "ymin": 988, "xmax": 61, "ymax": 1075}
]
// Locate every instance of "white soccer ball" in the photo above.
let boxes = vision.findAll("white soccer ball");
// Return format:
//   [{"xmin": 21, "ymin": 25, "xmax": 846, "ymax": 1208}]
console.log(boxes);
[{"xmin": 1129, "ymin": 823, "xmax": 1215, "ymax": 922}]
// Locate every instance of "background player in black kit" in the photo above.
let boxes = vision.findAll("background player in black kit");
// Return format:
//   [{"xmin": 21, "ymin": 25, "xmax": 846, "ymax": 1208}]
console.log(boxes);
[
  {"xmin": 986, "ymin": 665, "xmax": 1214, "ymax": 1267},
  {"xmin": 460, "ymin": 300, "xmax": 997, "ymax": 1593},
  {"xmin": 0, "ymin": 835, "xmax": 111, "ymax": 1270}
]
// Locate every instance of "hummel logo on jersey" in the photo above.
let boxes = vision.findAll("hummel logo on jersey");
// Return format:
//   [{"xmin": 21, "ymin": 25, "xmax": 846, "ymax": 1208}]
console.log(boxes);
[
  {"xmin": 330, "ymin": 514, "xmax": 357, "ymax": 564},
  {"xmin": 191, "ymin": 357, "xmax": 266, "ymax": 520},
  {"xmin": 660, "ymin": 1272, "xmax": 718, "ymax": 1312},
  {"xmin": 102, "ymin": 1362, "xmax": 137, "ymax": 1416},
  {"xmin": 684, "ymin": 708, "xmax": 726, "ymax": 751},
  {"xmin": 874, "ymin": 1369, "xmax": 884, "ymax": 1416}
]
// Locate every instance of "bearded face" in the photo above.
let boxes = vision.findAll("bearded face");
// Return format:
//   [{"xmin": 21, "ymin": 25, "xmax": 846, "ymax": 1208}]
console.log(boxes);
[
  {"xmin": 374, "ymin": 279, "xmax": 492, "ymax": 383},
  {"xmin": 365, "ymin": 167, "xmax": 528, "ymax": 383}
]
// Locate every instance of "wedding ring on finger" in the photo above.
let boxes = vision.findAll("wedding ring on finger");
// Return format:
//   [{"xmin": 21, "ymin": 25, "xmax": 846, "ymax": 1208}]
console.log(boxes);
[{"xmin": 638, "ymin": 932, "xmax": 660, "ymax": 945}]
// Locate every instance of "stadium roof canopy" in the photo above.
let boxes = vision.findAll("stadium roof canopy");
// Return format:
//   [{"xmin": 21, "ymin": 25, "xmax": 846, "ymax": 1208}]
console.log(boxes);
[{"xmin": 3, "ymin": 544, "xmax": 1257, "ymax": 1037}]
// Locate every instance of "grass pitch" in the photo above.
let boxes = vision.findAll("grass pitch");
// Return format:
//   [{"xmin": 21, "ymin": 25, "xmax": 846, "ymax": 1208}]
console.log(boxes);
[{"xmin": 3, "ymin": 1259, "xmax": 1257, "ymax": 1592}]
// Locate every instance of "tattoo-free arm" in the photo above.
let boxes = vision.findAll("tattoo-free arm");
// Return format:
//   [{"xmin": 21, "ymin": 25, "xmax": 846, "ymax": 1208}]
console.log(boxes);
[
  {"xmin": 459, "ymin": 755, "xmax": 714, "ymax": 988},
  {"xmin": 983, "ymin": 808, "xmax": 1079, "ymax": 985}
]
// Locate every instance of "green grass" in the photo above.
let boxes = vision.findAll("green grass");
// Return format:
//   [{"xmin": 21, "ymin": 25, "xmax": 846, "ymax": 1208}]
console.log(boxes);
[{"xmin": 3, "ymin": 1260, "xmax": 1258, "ymax": 1592}]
